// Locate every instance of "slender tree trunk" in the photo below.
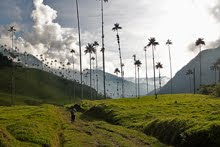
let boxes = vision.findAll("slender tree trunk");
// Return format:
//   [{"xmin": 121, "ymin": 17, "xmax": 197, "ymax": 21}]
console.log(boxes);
[
  {"xmin": 72, "ymin": 53, "xmax": 75, "ymax": 100},
  {"xmin": 193, "ymin": 68, "xmax": 196, "ymax": 94},
  {"xmin": 116, "ymin": 31, "xmax": 124, "ymax": 98},
  {"xmin": 219, "ymin": 69, "xmax": 220, "ymax": 83},
  {"xmin": 90, "ymin": 53, "xmax": 92, "ymax": 100},
  {"xmin": 159, "ymin": 68, "xmax": 161, "ymax": 92},
  {"xmin": 138, "ymin": 67, "xmax": 140, "ymax": 99},
  {"xmin": 215, "ymin": 69, "xmax": 217, "ymax": 84},
  {"xmin": 135, "ymin": 64, "xmax": 137, "ymax": 97},
  {"xmin": 199, "ymin": 45, "xmax": 202, "ymax": 86},
  {"xmin": 95, "ymin": 52, "xmax": 98, "ymax": 99},
  {"xmin": 117, "ymin": 77, "xmax": 119, "ymax": 98},
  {"xmin": 152, "ymin": 46, "xmax": 157, "ymax": 98},
  {"xmin": 101, "ymin": 0, "xmax": 106, "ymax": 99},
  {"xmin": 189, "ymin": 76, "xmax": 191, "ymax": 93},
  {"xmin": 11, "ymin": 31, "xmax": 15, "ymax": 106},
  {"xmin": 144, "ymin": 50, "xmax": 148, "ymax": 94},
  {"xmin": 168, "ymin": 45, "xmax": 173, "ymax": 94},
  {"xmin": 75, "ymin": 0, "xmax": 83, "ymax": 99}
]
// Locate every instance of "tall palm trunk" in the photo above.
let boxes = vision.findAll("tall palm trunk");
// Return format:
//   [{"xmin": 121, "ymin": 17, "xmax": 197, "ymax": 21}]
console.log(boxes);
[
  {"xmin": 199, "ymin": 45, "xmax": 202, "ymax": 86},
  {"xmin": 168, "ymin": 45, "xmax": 173, "ymax": 94},
  {"xmin": 101, "ymin": 0, "xmax": 106, "ymax": 99},
  {"xmin": 144, "ymin": 50, "xmax": 148, "ymax": 94},
  {"xmin": 158, "ymin": 68, "xmax": 161, "ymax": 91},
  {"xmin": 215, "ymin": 69, "xmax": 217, "ymax": 84},
  {"xmin": 75, "ymin": 0, "xmax": 83, "ymax": 99},
  {"xmin": 95, "ymin": 53, "xmax": 98, "ymax": 99},
  {"xmin": 11, "ymin": 32, "xmax": 15, "ymax": 105},
  {"xmin": 219, "ymin": 69, "xmax": 220, "ymax": 83},
  {"xmin": 116, "ymin": 30, "xmax": 124, "ymax": 98},
  {"xmin": 90, "ymin": 53, "xmax": 92, "ymax": 99},
  {"xmin": 189, "ymin": 76, "xmax": 192, "ymax": 93},
  {"xmin": 117, "ymin": 74, "xmax": 119, "ymax": 97},
  {"xmin": 134, "ymin": 64, "xmax": 137, "ymax": 97},
  {"xmin": 72, "ymin": 53, "xmax": 75, "ymax": 100},
  {"xmin": 138, "ymin": 67, "xmax": 140, "ymax": 99},
  {"xmin": 152, "ymin": 46, "xmax": 157, "ymax": 98}
]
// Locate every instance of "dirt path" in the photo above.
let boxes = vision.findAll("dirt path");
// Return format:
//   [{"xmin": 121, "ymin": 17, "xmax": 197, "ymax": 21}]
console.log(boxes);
[{"xmin": 61, "ymin": 111, "xmax": 164, "ymax": 147}]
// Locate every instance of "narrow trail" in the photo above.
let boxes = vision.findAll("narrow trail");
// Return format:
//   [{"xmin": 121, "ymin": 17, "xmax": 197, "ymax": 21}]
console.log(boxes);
[{"xmin": 61, "ymin": 110, "xmax": 163, "ymax": 147}]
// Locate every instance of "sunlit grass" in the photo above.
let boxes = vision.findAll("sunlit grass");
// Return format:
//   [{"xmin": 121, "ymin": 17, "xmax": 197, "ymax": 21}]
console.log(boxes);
[{"xmin": 81, "ymin": 94, "xmax": 220, "ymax": 146}]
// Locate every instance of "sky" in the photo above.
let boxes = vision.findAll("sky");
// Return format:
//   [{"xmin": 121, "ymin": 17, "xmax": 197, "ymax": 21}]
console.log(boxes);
[{"xmin": 0, "ymin": 0, "xmax": 220, "ymax": 78}]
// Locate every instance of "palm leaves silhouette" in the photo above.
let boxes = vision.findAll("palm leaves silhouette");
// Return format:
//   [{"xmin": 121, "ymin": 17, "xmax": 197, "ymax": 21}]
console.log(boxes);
[
  {"xmin": 195, "ymin": 38, "xmax": 205, "ymax": 86},
  {"xmin": 134, "ymin": 60, "xmax": 142, "ymax": 99},
  {"xmin": 112, "ymin": 23, "xmax": 124, "ymax": 98},
  {"xmin": 166, "ymin": 39, "xmax": 173, "ymax": 94},
  {"xmin": 147, "ymin": 37, "xmax": 159, "ymax": 99},
  {"xmin": 8, "ymin": 26, "xmax": 16, "ymax": 105},
  {"xmin": 85, "ymin": 43, "xmax": 96, "ymax": 99},
  {"xmin": 132, "ymin": 54, "xmax": 137, "ymax": 97},
  {"xmin": 156, "ymin": 62, "xmax": 163, "ymax": 92}
]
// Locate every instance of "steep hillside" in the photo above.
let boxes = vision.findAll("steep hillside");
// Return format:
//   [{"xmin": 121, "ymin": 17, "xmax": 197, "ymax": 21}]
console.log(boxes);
[
  {"xmin": 160, "ymin": 47, "xmax": 220, "ymax": 94},
  {"xmin": 0, "ymin": 66, "xmax": 103, "ymax": 105},
  {"xmin": 0, "ymin": 53, "xmax": 103, "ymax": 105}
]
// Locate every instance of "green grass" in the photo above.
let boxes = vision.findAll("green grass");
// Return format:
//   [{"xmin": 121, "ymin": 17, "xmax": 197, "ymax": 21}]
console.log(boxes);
[
  {"xmin": 80, "ymin": 94, "xmax": 220, "ymax": 146},
  {"xmin": 0, "ymin": 105, "xmax": 164, "ymax": 146},
  {"xmin": 0, "ymin": 105, "xmax": 64, "ymax": 146},
  {"xmin": 0, "ymin": 66, "xmax": 103, "ymax": 106}
]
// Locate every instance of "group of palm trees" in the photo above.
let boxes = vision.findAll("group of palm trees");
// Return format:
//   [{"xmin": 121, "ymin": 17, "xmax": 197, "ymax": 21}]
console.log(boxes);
[
  {"xmin": 130, "ymin": 38, "xmax": 173, "ymax": 99},
  {"xmin": 186, "ymin": 38, "xmax": 206, "ymax": 93}
]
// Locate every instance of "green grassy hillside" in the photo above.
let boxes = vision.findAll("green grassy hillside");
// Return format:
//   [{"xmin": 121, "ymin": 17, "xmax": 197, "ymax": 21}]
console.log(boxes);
[
  {"xmin": 0, "ymin": 105, "xmax": 164, "ymax": 146},
  {"xmin": 80, "ymin": 94, "xmax": 220, "ymax": 146},
  {"xmin": 0, "ymin": 66, "xmax": 102, "ymax": 106}
]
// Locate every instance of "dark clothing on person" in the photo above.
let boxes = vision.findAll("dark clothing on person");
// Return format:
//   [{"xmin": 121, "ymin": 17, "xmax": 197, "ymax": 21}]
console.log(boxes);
[{"xmin": 70, "ymin": 108, "xmax": 76, "ymax": 122}]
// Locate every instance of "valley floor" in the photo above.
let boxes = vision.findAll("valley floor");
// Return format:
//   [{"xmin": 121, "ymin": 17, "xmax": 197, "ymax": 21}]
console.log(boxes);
[{"xmin": 0, "ymin": 105, "xmax": 164, "ymax": 147}]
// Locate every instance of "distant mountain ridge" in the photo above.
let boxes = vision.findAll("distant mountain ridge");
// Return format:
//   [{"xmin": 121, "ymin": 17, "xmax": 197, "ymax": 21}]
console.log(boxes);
[{"xmin": 160, "ymin": 47, "xmax": 220, "ymax": 94}]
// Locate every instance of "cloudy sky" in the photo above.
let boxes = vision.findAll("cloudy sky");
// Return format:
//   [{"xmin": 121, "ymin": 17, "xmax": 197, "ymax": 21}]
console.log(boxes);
[{"xmin": 0, "ymin": 0, "xmax": 220, "ymax": 78}]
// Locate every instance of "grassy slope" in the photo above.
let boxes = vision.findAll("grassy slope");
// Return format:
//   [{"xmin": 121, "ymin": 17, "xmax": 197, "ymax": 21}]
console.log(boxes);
[
  {"xmin": 0, "ymin": 67, "xmax": 101, "ymax": 106},
  {"xmin": 0, "ymin": 105, "xmax": 164, "ymax": 146},
  {"xmin": 81, "ymin": 94, "xmax": 220, "ymax": 146}
]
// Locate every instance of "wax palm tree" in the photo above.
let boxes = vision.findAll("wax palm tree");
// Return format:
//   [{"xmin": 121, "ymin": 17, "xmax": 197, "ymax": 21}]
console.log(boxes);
[
  {"xmin": 132, "ymin": 54, "xmax": 137, "ymax": 97},
  {"xmin": 186, "ymin": 69, "xmax": 193, "ymax": 93},
  {"xmin": 147, "ymin": 37, "xmax": 159, "ymax": 98},
  {"xmin": 144, "ymin": 46, "xmax": 149, "ymax": 94},
  {"xmin": 210, "ymin": 63, "xmax": 218, "ymax": 84},
  {"xmin": 215, "ymin": 59, "xmax": 220, "ymax": 82},
  {"xmin": 156, "ymin": 62, "xmax": 163, "ymax": 91},
  {"xmin": 135, "ymin": 60, "xmax": 142, "ymax": 99},
  {"xmin": 114, "ymin": 68, "xmax": 120, "ymax": 98},
  {"xmin": 85, "ymin": 43, "xmax": 96, "ymax": 99},
  {"xmin": 75, "ymin": 0, "xmax": 83, "ymax": 99},
  {"xmin": 91, "ymin": 57, "xmax": 96, "ymax": 90},
  {"xmin": 97, "ymin": 0, "xmax": 108, "ymax": 99},
  {"xmin": 93, "ymin": 41, "xmax": 99, "ymax": 98},
  {"xmin": 112, "ymin": 23, "xmax": 124, "ymax": 98},
  {"xmin": 8, "ymin": 26, "xmax": 16, "ymax": 105},
  {"xmin": 166, "ymin": 39, "xmax": 173, "ymax": 94},
  {"xmin": 195, "ymin": 38, "xmax": 205, "ymax": 86},
  {"xmin": 70, "ymin": 49, "xmax": 76, "ymax": 99}
]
